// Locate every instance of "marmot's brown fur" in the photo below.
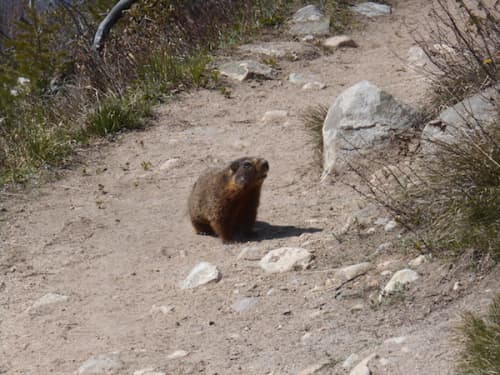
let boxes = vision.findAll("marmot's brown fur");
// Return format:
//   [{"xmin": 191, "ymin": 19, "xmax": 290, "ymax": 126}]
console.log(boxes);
[{"xmin": 188, "ymin": 157, "xmax": 269, "ymax": 243}]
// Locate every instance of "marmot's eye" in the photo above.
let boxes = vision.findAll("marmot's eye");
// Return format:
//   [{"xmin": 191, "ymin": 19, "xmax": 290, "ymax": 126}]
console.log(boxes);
[{"xmin": 243, "ymin": 161, "xmax": 253, "ymax": 169}]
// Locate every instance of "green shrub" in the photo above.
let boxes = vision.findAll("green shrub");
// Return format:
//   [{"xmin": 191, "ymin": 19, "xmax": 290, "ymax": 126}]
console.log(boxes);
[
  {"xmin": 85, "ymin": 92, "xmax": 152, "ymax": 137},
  {"xmin": 457, "ymin": 294, "xmax": 500, "ymax": 375}
]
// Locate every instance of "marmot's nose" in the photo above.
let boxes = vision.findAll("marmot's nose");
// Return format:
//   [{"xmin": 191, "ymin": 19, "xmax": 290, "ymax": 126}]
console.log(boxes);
[{"xmin": 261, "ymin": 160, "xmax": 269, "ymax": 172}]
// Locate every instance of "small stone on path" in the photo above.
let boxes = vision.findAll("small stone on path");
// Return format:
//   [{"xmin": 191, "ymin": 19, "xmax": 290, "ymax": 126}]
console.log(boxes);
[
  {"xmin": 167, "ymin": 350, "xmax": 189, "ymax": 360},
  {"xmin": 159, "ymin": 158, "xmax": 180, "ymax": 171},
  {"xmin": 218, "ymin": 60, "xmax": 274, "ymax": 81},
  {"xmin": 408, "ymin": 254, "xmax": 429, "ymax": 268},
  {"xmin": 350, "ymin": 353, "xmax": 377, "ymax": 375},
  {"xmin": 323, "ymin": 35, "xmax": 358, "ymax": 49},
  {"xmin": 298, "ymin": 361, "xmax": 331, "ymax": 375},
  {"xmin": 179, "ymin": 262, "xmax": 221, "ymax": 289},
  {"xmin": 32, "ymin": 293, "xmax": 69, "ymax": 309},
  {"xmin": 231, "ymin": 297, "xmax": 258, "ymax": 312},
  {"xmin": 384, "ymin": 220, "xmax": 398, "ymax": 232},
  {"xmin": 288, "ymin": 5, "xmax": 330, "ymax": 36},
  {"xmin": 335, "ymin": 262, "xmax": 372, "ymax": 281},
  {"xmin": 259, "ymin": 247, "xmax": 312, "ymax": 273},
  {"xmin": 351, "ymin": 2, "xmax": 391, "ymax": 17},
  {"xmin": 342, "ymin": 353, "xmax": 360, "ymax": 370},
  {"xmin": 78, "ymin": 354, "xmax": 123, "ymax": 374},
  {"xmin": 383, "ymin": 269, "xmax": 419, "ymax": 293}
]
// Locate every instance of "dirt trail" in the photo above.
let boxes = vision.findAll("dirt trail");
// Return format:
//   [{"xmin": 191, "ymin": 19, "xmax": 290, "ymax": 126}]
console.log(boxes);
[{"xmin": 1, "ymin": 1, "xmax": 499, "ymax": 374}]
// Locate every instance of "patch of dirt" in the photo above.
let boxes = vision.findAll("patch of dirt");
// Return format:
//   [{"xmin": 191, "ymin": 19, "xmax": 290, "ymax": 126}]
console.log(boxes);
[{"xmin": 1, "ymin": 1, "xmax": 499, "ymax": 374}]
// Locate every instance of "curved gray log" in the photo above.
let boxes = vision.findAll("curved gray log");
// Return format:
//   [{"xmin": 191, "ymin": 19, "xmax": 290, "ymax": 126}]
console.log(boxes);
[{"xmin": 92, "ymin": 0, "xmax": 137, "ymax": 51}]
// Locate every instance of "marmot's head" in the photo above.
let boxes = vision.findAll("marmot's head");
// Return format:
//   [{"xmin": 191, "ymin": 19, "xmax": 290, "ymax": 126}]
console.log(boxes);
[{"xmin": 228, "ymin": 157, "xmax": 269, "ymax": 188}]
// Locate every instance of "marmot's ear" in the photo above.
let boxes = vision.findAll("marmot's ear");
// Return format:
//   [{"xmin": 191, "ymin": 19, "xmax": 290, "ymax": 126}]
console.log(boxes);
[{"xmin": 229, "ymin": 160, "xmax": 240, "ymax": 174}]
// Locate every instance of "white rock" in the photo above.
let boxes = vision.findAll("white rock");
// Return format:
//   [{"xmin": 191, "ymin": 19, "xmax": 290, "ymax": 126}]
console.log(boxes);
[
  {"xmin": 78, "ymin": 355, "xmax": 123, "ymax": 374},
  {"xmin": 384, "ymin": 220, "xmax": 398, "ymax": 232},
  {"xmin": 288, "ymin": 5, "xmax": 330, "ymax": 36},
  {"xmin": 383, "ymin": 269, "xmax": 419, "ymax": 293},
  {"xmin": 335, "ymin": 262, "xmax": 372, "ymax": 281},
  {"xmin": 289, "ymin": 73, "xmax": 325, "ymax": 90},
  {"xmin": 32, "ymin": 293, "xmax": 69, "ymax": 309},
  {"xmin": 259, "ymin": 247, "xmax": 312, "ymax": 273},
  {"xmin": 408, "ymin": 254, "xmax": 429, "ymax": 267},
  {"xmin": 379, "ymin": 357, "xmax": 390, "ymax": 366},
  {"xmin": 167, "ymin": 350, "xmax": 189, "ymax": 360},
  {"xmin": 453, "ymin": 281, "xmax": 461, "ymax": 291},
  {"xmin": 365, "ymin": 227, "xmax": 376, "ymax": 235},
  {"xmin": 302, "ymin": 82, "xmax": 326, "ymax": 90},
  {"xmin": 380, "ymin": 270, "xmax": 392, "ymax": 276},
  {"xmin": 261, "ymin": 110, "xmax": 288, "ymax": 125},
  {"xmin": 422, "ymin": 87, "xmax": 498, "ymax": 153},
  {"xmin": 218, "ymin": 60, "xmax": 274, "ymax": 81},
  {"xmin": 179, "ymin": 262, "xmax": 221, "ymax": 289},
  {"xmin": 323, "ymin": 35, "xmax": 358, "ymax": 49},
  {"xmin": 159, "ymin": 158, "xmax": 180, "ymax": 171},
  {"xmin": 322, "ymin": 81, "xmax": 419, "ymax": 174},
  {"xmin": 350, "ymin": 2, "xmax": 391, "ymax": 17},
  {"xmin": 231, "ymin": 297, "xmax": 258, "ymax": 312},
  {"xmin": 342, "ymin": 353, "xmax": 360, "ymax": 369},
  {"xmin": 150, "ymin": 304, "xmax": 174, "ymax": 315},
  {"xmin": 384, "ymin": 336, "xmax": 407, "ymax": 345},
  {"xmin": 351, "ymin": 303, "xmax": 364, "ymax": 312},
  {"xmin": 133, "ymin": 368, "xmax": 166, "ymax": 375},
  {"xmin": 349, "ymin": 353, "xmax": 377, "ymax": 375},
  {"xmin": 407, "ymin": 46, "xmax": 431, "ymax": 68}
]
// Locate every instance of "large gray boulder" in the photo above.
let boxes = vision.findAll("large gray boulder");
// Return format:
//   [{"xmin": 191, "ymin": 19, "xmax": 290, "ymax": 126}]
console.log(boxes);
[
  {"xmin": 421, "ymin": 87, "xmax": 498, "ymax": 151},
  {"xmin": 288, "ymin": 5, "xmax": 330, "ymax": 36},
  {"xmin": 322, "ymin": 81, "xmax": 420, "ymax": 174}
]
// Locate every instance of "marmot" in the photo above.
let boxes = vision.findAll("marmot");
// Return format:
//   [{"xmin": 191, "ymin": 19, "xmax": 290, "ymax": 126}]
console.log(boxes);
[{"xmin": 188, "ymin": 157, "xmax": 269, "ymax": 243}]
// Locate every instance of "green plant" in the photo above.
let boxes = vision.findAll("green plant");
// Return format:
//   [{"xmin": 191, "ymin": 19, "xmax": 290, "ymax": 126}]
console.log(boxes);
[
  {"xmin": 457, "ymin": 293, "xmax": 500, "ymax": 375},
  {"xmin": 84, "ymin": 92, "xmax": 152, "ymax": 137}
]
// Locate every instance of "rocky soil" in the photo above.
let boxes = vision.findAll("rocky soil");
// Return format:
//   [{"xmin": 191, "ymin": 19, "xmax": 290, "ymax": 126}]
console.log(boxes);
[{"xmin": 1, "ymin": 1, "xmax": 499, "ymax": 374}]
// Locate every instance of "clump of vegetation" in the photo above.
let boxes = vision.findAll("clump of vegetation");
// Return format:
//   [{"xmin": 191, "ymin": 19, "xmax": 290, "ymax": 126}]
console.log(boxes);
[
  {"xmin": 415, "ymin": 0, "xmax": 498, "ymax": 116},
  {"xmin": 351, "ymin": 0, "xmax": 499, "ymax": 261},
  {"xmin": 301, "ymin": 104, "xmax": 329, "ymax": 168},
  {"xmin": 0, "ymin": 0, "xmax": 297, "ymax": 187},
  {"xmin": 456, "ymin": 293, "xmax": 500, "ymax": 375}
]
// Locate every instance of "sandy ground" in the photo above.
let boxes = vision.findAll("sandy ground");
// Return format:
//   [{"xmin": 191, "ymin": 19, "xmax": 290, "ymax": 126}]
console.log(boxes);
[{"xmin": 1, "ymin": 1, "xmax": 499, "ymax": 374}]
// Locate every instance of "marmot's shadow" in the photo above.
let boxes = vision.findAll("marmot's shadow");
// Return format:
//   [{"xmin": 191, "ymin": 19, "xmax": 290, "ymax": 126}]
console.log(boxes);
[{"xmin": 252, "ymin": 221, "xmax": 322, "ymax": 241}]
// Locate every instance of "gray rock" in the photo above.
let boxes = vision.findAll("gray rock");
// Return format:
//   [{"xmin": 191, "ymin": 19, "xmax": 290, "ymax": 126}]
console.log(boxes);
[
  {"xmin": 77, "ymin": 355, "xmax": 123, "ymax": 374},
  {"xmin": 384, "ymin": 336, "xmax": 407, "ymax": 345},
  {"xmin": 32, "ymin": 293, "xmax": 69, "ymax": 309},
  {"xmin": 422, "ymin": 87, "xmax": 498, "ymax": 152},
  {"xmin": 350, "ymin": 2, "xmax": 391, "ymax": 17},
  {"xmin": 383, "ymin": 269, "xmax": 419, "ymax": 293},
  {"xmin": 407, "ymin": 46, "xmax": 431, "ymax": 69},
  {"xmin": 159, "ymin": 158, "xmax": 180, "ymax": 171},
  {"xmin": 231, "ymin": 297, "xmax": 258, "ymax": 312},
  {"xmin": 323, "ymin": 35, "xmax": 358, "ymax": 49},
  {"xmin": 239, "ymin": 42, "xmax": 320, "ymax": 60},
  {"xmin": 218, "ymin": 60, "xmax": 274, "ymax": 81},
  {"xmin": 259, "ymin": 247, "xmax": 312, "ymax": 273},
  {"xmin": 335, "ymin": 262, "xmax": 372, "ymax": 281},
  {"xmin": 408, "ymin": 254, "xmax": 430, "ymax": 267},
  {"xmin": 179, "ymin": 262, "xmax": 221, "ymax": 289},
  {"xmin": 350, "ymin": 353, "xmax": 377, "ymax": 375},
  {"xmin": 322, "ymin": 81, "xmax": 419, "ymax": 174},
  {"xmin": 384, "ymin": 220, "xmax": 398, "ymax": 232},
  {"xmin": 167, "ymin": 350, "xmax": 189, "ymax": 360},
  {"xmin": 288, "ymin": 5, "xmax": 330, "ymax": 36},
  {"xmin": 342, "ymin": 353, "xmax": 360, "ymax": 370},
  {"xmin": 289, "ymin": 73, "xmax": 326, "ymax": 90}
]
